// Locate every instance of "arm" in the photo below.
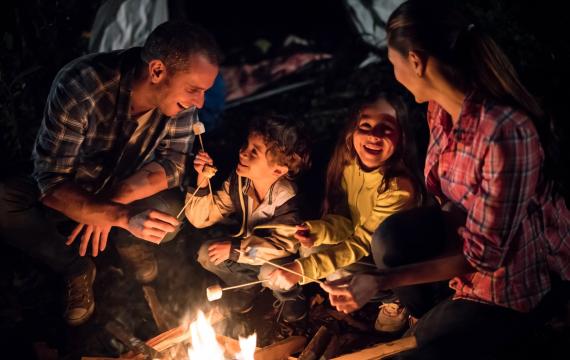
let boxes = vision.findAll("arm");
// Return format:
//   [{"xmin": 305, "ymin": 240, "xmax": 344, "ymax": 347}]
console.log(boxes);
[
  {"xmin": 296, "ymin": 184, "xmax": 413, "ymax": 282},
  {"xmin": 185, "ymin": 176, "xmax": 235, "ymax": 227},
  {"xmin": 322, "ymin": 252, "xmax": 474, "ymax": 313}
]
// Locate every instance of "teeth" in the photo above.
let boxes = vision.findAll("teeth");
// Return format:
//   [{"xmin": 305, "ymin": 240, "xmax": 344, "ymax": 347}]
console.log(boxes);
[
  {"xmin": 364, "ymin": 144, "xmax": 382, "ymax": 151},
  {"xmin": 179, "ymin": 103, "xmax": 190, "ymax": 109}
]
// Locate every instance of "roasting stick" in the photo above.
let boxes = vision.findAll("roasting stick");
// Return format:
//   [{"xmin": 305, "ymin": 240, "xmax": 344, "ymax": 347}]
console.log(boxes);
[
  {"xmin": 192, "ymin": 120, "xmax": 222, "ymax": 215},
  {"xmin": 206, "ymin": 280, "xmax": 268, "ymax": 301},
  {"xmin": 234, "ymin": 249, "xmax": 324, "ymax": 285},
  {"xmin": 176, "ymin": 177, "xmax": 209, "ymax": 219}
]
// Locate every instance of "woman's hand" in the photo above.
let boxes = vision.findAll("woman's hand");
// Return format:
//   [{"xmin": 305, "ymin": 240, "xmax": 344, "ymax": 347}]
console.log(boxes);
[
  {"xmin": 320, "ymin": 274, "xmax": 383, "ymax": 313},
  {"xmin": 294, "ymin": 223, "xmax": 315, "ymax": 248}
]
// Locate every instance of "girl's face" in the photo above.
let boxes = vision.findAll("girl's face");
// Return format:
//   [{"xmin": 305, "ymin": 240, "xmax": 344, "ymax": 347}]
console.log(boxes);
[{"xmin": 353, "ymin": 98, "xmax": 401, "ymax": 170}]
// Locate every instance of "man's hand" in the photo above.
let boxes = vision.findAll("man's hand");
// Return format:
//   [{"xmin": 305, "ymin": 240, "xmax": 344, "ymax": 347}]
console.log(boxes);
[
  {"xmin": 208, "ymin": 241, "xmax": 232, "ymax": 265},
  {"xmin": 66, "ymin": 223, "xmax": 111, "ymax": 257},
  {"xmin": 320, "ymin": 274, "xmax": 382, "ymax": 313},
  {"xmin": 294, "ymin": 224, "xmax": 315, "ymax": 248},
  {"xmin": 266, "ymin": 262, "xmax": 302, "ymax": 290},
  {"xmin": 125, "ymin": 209, "xmax": 179, "ymax": 244},
  {"xmin": 194, "ymin": 151, "xmax": 213, "ymax": 189}
]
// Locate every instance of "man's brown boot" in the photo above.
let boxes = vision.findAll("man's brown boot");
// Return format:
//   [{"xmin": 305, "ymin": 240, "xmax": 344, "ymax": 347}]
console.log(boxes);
[
  {"xmin": 64, "ymin": 259, "xmax": 96, "ymax": 326},
  {"xmin": 116, "ymin": 243, "xmax": 158, "ymax": 283}
]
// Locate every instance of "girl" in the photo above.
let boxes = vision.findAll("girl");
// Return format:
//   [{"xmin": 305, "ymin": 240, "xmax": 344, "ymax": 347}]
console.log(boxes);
[
  {"xmin": 322, "ymin": 1, "xmax": 570, "ymax": 359},
  {"xmin": 267, "ymin": 89, "xmax": 425, "ymax": 332}
]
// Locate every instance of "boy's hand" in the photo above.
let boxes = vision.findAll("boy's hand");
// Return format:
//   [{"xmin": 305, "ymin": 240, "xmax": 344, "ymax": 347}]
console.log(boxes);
[
  {"xmin": 266, "ymin": 262, "xmax": 302, "ymax": 290},
  {"xmin": 208, "ymin": 241, "xmax": 232, "ymax": 265},
  {"xmin": 194, "ymin": 150, "xmax": 214, "ymax": 188},
  {"xmin": 294, "ymin": 224, "xmax": 314, "ymax": 248}
]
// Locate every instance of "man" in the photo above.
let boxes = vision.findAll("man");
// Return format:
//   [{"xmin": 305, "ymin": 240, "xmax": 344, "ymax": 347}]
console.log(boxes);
[{"xmin": 0, "ymin": 21, "xmax": 221, "ymax": 326}]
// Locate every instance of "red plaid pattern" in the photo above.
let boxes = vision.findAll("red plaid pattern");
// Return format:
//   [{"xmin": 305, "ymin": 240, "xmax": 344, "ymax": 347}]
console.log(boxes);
[{"xmin": 425, "ymin": 93, "xmax": 570, "ymax": 312}]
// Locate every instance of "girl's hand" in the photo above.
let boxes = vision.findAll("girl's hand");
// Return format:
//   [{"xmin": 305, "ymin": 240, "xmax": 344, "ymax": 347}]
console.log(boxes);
[
  {"xmin": 320, "ymin": 274, "xmax": 382, "ymax": 313},
  {"xmin": 208, "ymin": 241, "xmax": 232, "ymax": 265},
  {"xmin": 266, "ymin": 262, "xmax": 302, "ymax": 290},
  {"xmin": 294, "ymin": 224, "xmax": 314, "ymax": 248},
  {"xmin": 194, "ymin": 151, "xmax": 214, "ymax": 188}
]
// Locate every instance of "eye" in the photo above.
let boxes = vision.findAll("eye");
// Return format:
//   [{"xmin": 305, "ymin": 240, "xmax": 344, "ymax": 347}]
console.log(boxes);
[{"xmin": 251, "ymin": 148, "xmax": 258, "ymax": 157}]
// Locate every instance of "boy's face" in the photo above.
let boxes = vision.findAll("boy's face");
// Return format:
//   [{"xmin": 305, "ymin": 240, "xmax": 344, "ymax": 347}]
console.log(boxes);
[{"xmin": 237, "ymin": 133, "xmax": 288, "ymax": 182}]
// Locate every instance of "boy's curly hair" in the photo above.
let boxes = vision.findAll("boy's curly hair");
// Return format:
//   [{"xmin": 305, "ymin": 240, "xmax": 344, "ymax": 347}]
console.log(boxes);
[{"xmin": 248, "ymin": 115, "xmax": 311, "ymax": 178}]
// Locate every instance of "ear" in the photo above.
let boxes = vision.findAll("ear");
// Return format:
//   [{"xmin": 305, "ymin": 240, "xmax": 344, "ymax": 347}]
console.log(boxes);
[
  {"xmin": 272, "ymin": 164, "xmax": 289, "ymax": 178},
  {"xmin": 147, "ymin": 60, "xmax": 167, "ymax": 84},
  {"xmin": 408, "ymin": 50, "xmax": 427, "ymax": 78}
]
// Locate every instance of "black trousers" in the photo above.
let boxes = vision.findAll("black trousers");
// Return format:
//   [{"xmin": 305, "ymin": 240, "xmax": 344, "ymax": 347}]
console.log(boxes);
[
  {"xmin": 371, "ymin": 206, "xmax": 545, "ymax": 360},
  {"xmin": 0, "ymin": 175, "xmax": 183, "ymax": 276}
]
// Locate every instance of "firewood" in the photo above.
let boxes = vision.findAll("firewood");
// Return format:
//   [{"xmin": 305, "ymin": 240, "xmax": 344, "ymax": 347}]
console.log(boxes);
[
  {"xmin": 330, "ymin": 336, "xmax": 417, "ymax": 360},
  {"xmin": 142, "ymin": 286, "xmax": 174, "ymax": 333},
  {"xmin": 254, "ymin": 335, "xmax": 307, "ymax": 360},
  {"xmin": 298, "ymin": 326, "xmax": 332, "ymax": 360},
  {"xmin": 321, "ymin": 334, "xmax": 340, "ymax": 359},
  {"xmin": 326, "ymin": 309, "xmax": 370, "ymax": 332}
]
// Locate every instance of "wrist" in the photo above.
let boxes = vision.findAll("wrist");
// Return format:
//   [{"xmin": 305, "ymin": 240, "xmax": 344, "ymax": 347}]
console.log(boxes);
[{"xmin": 113, "ymin": 204, "xmax": 130, "ymax": 229}]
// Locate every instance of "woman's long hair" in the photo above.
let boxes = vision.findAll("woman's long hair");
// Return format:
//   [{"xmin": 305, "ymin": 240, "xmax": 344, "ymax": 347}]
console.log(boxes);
[
  {"xmin": 386, "ymin": 0, "xmax": 564, "ymax": 196},
  {"xmin": 322, "ymin": 89, "xmax": 425, "ymax": 215}
]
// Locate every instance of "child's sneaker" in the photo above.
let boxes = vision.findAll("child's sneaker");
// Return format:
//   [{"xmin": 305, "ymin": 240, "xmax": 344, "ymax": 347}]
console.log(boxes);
[{"xmin": 374, "ymin": 302, "xmax": 409, "ymax": 332}]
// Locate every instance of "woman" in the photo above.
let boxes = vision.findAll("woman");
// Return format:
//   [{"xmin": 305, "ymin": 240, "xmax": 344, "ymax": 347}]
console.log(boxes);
[{"xmin": 322, "ymin": 1, "xmax": 569, "ymax": 358}]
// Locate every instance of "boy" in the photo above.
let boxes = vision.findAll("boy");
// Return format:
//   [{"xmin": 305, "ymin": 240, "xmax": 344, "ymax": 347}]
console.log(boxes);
[{"xmin": 186, "ymin": 115, "xmax": 310, "ymax": 322}]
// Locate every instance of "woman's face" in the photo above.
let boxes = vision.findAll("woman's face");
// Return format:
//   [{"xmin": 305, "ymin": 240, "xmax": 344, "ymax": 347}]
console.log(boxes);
[
  {"xmin": 352, "ymin": 98, "xmax": 401, "ymax": 171},
  {"xmin": 387, "ymin": 46, "xmax": 428, "ymax": 103}
]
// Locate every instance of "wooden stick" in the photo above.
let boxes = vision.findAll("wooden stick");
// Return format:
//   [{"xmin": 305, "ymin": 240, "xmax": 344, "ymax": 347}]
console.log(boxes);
[
  {"xmin": 298, "ymin": 326, "xmax": 332, "ymax": 360},
  {"xmin": 331, "ymin": 336, "xmax": 418, "ymax": 360},
  {"xmin": 235, "ymin": 249, "xmax": 324, "ymax": 285},
  {"xmin": 142, "ymin": 285, "xmax": 175, "ymax": 333},
  {"xmin": 177, "ymin": 177, "xmax": 208, "ymax": 219},
  {"xmin": 254, "ymin": 336, "xmax": 307, "ymax": 360},
  {"xmin": 222, "ymin": 279, "xmax": 267, "ymax": 291}
]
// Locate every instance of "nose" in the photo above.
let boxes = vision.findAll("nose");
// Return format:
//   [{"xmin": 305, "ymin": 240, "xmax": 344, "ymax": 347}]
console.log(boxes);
[{"xmin": 192, "ymin": 92, "xmax": 206, "ymax": 109}]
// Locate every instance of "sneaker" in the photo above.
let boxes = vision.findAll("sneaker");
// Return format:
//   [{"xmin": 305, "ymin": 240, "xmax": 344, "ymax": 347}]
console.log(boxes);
[
  {"xmin": 222, "ymin": 288, "xmax": 257, "ymax": 314},
  {"xmin": 64, "ymin": 260, "xmax": 96, "ymax": 326},
  {"xmin": 116, "ymin": 243, "xmax": 158, "ymax": 283},
  {"xmin": 273, "ymin": 294, "xmax": 307, "ymax": 323},
  {"xmin": 374, "ymin": 302, "xmax": 409, "ymax": 332}
]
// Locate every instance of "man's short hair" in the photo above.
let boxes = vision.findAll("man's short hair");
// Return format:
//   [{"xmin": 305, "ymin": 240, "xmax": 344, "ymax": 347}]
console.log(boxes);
[
  {"xmin": 141, "ymin": 21, "xmax": 222, "ymax": 72},
  {"xmin": 249, "ymin": 115, "xmax": 311, "ymax": 178}
]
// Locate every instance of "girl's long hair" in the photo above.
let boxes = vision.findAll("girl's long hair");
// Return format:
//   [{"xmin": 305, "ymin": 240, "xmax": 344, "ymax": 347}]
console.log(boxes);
[{"xmin": 322, "ymin": 89, "xmax": 425, "ymax": 215}]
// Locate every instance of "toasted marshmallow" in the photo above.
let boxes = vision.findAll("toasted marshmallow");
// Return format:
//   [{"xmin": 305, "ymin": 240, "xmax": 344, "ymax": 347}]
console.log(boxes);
[
  {"xmin": 193, "ymin": 121, "xmax": 206, "ymax": 135},
  {"xmin": 206, "ymin": 284, "xmax": 223, "ymax": 301}
]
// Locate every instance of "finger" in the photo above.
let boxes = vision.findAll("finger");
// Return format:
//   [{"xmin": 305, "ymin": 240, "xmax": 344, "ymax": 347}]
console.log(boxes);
[
  {"xmin": 145, "ymin": 219, "xmax": 177, "ymax": 233},
  {"xmin": 141, "ymin": 234, "xmax": 162, "ymax": 244},
  {"xmin": 321, "ymin": 283, "xmax": 353, "ymax": 297},
  {"xmin": 100, "ymin": 227, "xmax": 110, "ymax": 252},
  {"xmin": 325, "ymin": 276, "xmax": 353, "ymax": 287},
  {"xmin": 91, "ymin": 227, "xmax": 101, "ymax": 257},
  {"xmin": 79, "ymin": 226, "xmax": 93, "ymax": 257},
  {"xmin": 149, "ymin": 211, "xmax": 179, "ymax": 227},
  {"xmin": 66, "ymin": 224, "xmax": 84, "ymax": 246},
  {"xmin": 296, "ymin": 224, "xmax": 309, "ymax": 231}
]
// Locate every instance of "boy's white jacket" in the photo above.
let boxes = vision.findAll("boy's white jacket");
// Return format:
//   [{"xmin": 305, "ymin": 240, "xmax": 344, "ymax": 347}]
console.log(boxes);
[{"xmin": 185, "ymin": 173, "xmax": 300, "ymax": 264}]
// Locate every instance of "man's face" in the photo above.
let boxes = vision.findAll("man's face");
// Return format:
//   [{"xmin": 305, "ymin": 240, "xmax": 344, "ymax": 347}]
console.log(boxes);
[
  {"xmin": 236, "ymin": 133, "xmax": 288, "ymax": 182},
  {"xmin": 156, "ymin": 54, "xmax": 218, "ymax": 117}
]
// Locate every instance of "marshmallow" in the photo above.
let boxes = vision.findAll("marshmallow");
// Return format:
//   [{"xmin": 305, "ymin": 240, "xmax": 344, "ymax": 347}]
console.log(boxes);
[
  {"xmin": 193, "ymin": 121, "xmax": 206, "ymax": 135},
  {"xmin": 203, "ymin": 164, "xmax": 218, "ymax": 179},
  {"xmin": 206, "ymin": 284, "xmax": 223, "ymax": 301}
]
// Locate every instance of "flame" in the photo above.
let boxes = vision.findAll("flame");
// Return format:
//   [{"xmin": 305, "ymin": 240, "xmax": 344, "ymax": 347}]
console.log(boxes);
[{"xmin": 187, "ymin": 311, "xmax": 256, "ymax": 360}]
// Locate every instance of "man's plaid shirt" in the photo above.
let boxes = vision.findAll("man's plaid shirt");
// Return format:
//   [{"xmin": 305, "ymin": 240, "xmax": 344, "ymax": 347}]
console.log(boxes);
[
  {"xmin": 425, "ymin": 93, "xmax": 569, "ymax": 312},
  {"xmin": 33, "ymin": 48, "xmax": 195, "ymax": 197}
]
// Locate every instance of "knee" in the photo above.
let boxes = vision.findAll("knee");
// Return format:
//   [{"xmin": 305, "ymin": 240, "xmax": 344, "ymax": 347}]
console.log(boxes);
[{"xmin": 372, "ymin": 213, "xmax": 405, "ymax": 268}]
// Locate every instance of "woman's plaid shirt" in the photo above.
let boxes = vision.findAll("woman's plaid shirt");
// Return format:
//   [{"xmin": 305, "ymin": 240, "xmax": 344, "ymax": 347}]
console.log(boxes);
[{"xmin": 425, "ymin": 93, "xmax": 569, "ymax": 312}]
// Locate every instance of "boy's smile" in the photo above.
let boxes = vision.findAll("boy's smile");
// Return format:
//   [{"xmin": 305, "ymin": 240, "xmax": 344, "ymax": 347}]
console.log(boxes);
[{"xmin": 236, "ymin": 133, "xmax": 288, "ymax": 183}]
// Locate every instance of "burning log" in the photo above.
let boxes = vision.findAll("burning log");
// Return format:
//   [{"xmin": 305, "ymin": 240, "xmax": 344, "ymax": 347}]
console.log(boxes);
[
  {"xmin": 253, "ymin": 336, "xmax": 306, "ymax": 360},
  {"xmin": 298, "ymin": 326, "xmax": 332, "ymax": 360}
]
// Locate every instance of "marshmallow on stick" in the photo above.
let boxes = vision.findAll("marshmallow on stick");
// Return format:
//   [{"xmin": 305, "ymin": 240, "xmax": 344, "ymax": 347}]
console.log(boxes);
[{"xmin": 206, "ymin": 280, "xmax": 267, "ymax": 302}]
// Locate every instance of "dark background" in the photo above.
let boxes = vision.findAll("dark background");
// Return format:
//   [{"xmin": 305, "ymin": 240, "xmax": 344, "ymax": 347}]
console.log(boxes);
[{"xmin": 1, "ymin": 0, "xmax": 569, "ymax": 359}]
